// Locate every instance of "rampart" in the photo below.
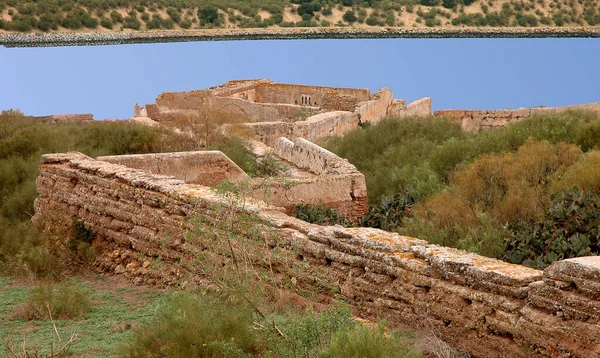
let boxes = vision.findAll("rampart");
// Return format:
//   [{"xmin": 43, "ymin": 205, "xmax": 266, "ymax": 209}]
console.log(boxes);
[
  {"xmin": 133, "ymin": 80, "xmax": 432, "ymax": 146},
  {"xmin": 26, "ymin": 113, "xmax": 95, "ymax": 124},
  {"xmin": 97, "ymin": 151, "xmax": 248, "ymax": 187},
  {"xmin": 34, "ymin": 152, "xmax": 600, "ymax": 358},
  {"xmin": 248, "ymin": 138, "xmax": 368, "ymax": 220},
  {"xmin": 434, "ymin": 101, "xmax": 600, "ymax": 132},
  {"xmin": 92, "ymin": 140, "xmax": 368, "ymax": 222}
]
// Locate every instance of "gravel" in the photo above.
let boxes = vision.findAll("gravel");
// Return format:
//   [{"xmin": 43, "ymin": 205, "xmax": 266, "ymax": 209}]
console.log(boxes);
[{"xmin": 2, "ymin": 27, "xmax": 600, "ymax": 48}]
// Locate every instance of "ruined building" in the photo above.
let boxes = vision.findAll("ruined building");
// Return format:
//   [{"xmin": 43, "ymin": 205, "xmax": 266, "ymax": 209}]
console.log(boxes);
[{"xmin": 34, "ymin": 81, "xmax": 600, "ymax": 357}]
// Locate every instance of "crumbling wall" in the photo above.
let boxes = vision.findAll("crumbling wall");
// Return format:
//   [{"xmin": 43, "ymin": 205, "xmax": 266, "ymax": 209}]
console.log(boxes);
[
  {"xmin": 97, "ymin": 151, "xmax": 248, "ymax": 187},
  {"xmin": 27, "ymin": 114, "xmax": 95, "ymax": 124},
  {"xmin": 434, "ymin": 102, "xmax": 600, "ymax": 132},
  {"xmin": 254, "ymin": 83, "xmax": 371, "ymax": 110},
  {"xmin": 355, "ymin": 88, "xmax": 393, "ymax": 125},
  {"xmin": 244, "ymin": 111, "xmax": 358, "ymax": 147},
  {"xmin": 389, "ymin": 97, "xmax": 433, "ymax": 118},
  {"xmin": 34, "ymin": 152, "xmax": 600, "ymax": 358},
  {"xmin": 146, "ymin": 92, "xmax": 323, "ymax": 124},
  {"xmin": 250, "ymin": 137, "xmax": 369, "ymax": 220}
]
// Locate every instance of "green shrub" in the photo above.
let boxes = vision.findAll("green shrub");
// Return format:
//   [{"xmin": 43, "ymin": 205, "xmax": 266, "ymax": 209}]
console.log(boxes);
[
  {"xmin": 267, "ymin": 305, "xmax": 355, "ymax": 358},
  {"xmin": 23, "ymin": 280, "xmax": 92, "ymax": 320},
  {"xmin": 100, "ymin": 16, "xmax": 113, "ymax": 29},
  {"xmin": 117, "ymin": 293, "xmax": 261, "ymax": 358},
  {"xmin": 254, "ymin": 153, "xmax": 287, "ymax": 177},
  {"xmin": 294, "ymin": 202, "xmax": 353, "ymax": 227},
  {"xmin": 359, "ymin": 190, "xmax": 421, "ymax": 231},
  {"xmin": 343, "ymin": 10, "xmax": 357, "ymax": 23},
  {"xmin": 321, "ymin": 323, "xmax": 419, "ymax": 358},
  {"xmin": 505, "ymin": 187, "xmax": 600, "ymax": 268},
  {"xmin": 208, "ymin": 136, "xmax": 257, "ymax": 175}
]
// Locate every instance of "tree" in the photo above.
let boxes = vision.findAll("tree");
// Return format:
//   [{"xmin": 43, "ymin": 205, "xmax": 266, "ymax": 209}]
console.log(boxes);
[
  {"xmin": 343, "ymin": 10, "xmax": 357, "ymax": 23},
  {"xmin": 199, "ymin": 8, "xmax": 219, "ymax": 24}
]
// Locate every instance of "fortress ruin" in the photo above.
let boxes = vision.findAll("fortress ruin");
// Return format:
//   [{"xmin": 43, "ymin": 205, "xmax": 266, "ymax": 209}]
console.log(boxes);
[{"xmin": 32, "ymin": 81, "xmax": 600, "ymax": 357}]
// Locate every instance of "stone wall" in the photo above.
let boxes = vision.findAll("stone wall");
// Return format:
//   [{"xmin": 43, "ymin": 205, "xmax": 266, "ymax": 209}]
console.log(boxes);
[
  {"xmin": 27, "ymin": 114, "xmax": 95, "ymax": 124},
  {"xmin": 434, "ymin": 102, "xmax": 600, "ymax": 132},
  {"xmin": 355, "ymin": 88, "xmax": 393, "ymax": 125},
  {"xmin": 34, "ymin": 152, "xmax": 600, "ymax": 358},
  {"xmin": 97, "ymin": 151, "xmax": 248, "ymax": 187},
  {"xmin": 254, "ymin": 83, "xmax": 372, "ymax": 110},
  {"xmin": 244, "ymin": 111, "xmax": 358, "ymax": 147},
  {"xmin": 147, "ymin": 91, "xmax": 323, "ymax": 124},
  {"xmin": 253, "ymin": 137, "xmax": 369, "ymax": 220}
]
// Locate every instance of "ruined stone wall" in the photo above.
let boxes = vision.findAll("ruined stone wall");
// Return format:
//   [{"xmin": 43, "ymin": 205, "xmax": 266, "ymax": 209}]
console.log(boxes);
[
  {"xmin": 245, "ymin": 111, "xmax": 358, "ymax": 147},
  {"xmin": 254, "ymin": 83, "xmax": 371, "ymax": 110},
  {"xmin": 388, "ymin": 97, "xmax": 433, "ymax": 118},
  {"xmin": 34, "ymin": 152, "xmax": 600, "ymax": 358},
  {"xmin": 147, "ymin": 92, "xmax": 322, "ymax": 124},
  {"xmin": 254, "ymin": 137, "xmax": 369, "ymax": 220},
  {"xmin": 434, "ymin": 102, "xmax": 600, "ymax": 132},
  {"xmin": 97, "ymin": 151, "xmax": 248, "ymax": 187},
  {"xmin": 355, "ymin": 88, "xmax": 393, "ymax": 125},
  {"xmin": 27, "ymin": 114, "xmax": 95, "ymax": 124}
]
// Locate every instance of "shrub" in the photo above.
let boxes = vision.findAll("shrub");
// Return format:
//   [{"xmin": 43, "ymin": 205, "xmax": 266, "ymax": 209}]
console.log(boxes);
[
  {"xmin": 294, "ymin": 202, "xmax": 353, "ymax": 227},
  {"xmin": 505, "ymin": 187, "xmax": 600, "ymax": 268},
  {"xmin": 123, "ymin": 15, "xmax": 141, "ymax": 30},
  {"xmin": 180, "ymin": 18, "xmax": 192, "ymax": 29},
  {"xmin": 117, "ymin": 293, "xmax": 261, "ymax": 357},
  {"xmin": 199, "ymin": 7, "xmax": 219, "ymax": 24},
  {"xmin": 208, "ymin": 136, "xmax": 257, "ymax": 175},
  {"xmin": 22, "ymin": 280, "xmax": 92, "ymax": 320},
  {"xmin": 343, "ymin": 10, "xmax": 357, "ymax": 23},
  {"xmin": 267, "ymin": 305, "xmax": 355, "ymax": 357},
  {"xmin": 359, "ymin": 190, "xmax": 421, "ymax": 231},
  {"xmin": 552, "ymin": 151, "xmax": 600, "ymax": 195},
  {"xmin": 110, "ymin": 10, "xmax": 123, "ymax": 23},
  {"xmin": 100, "ymin": 16, "xmax": 113, "ymax": 29},
  {"xmin": 321, "ymin": 323, "xmax": 419, "ymax": 358},
  {"xmin": 255, "ymin": 153, "xmax": 287, "ymax": 177}
]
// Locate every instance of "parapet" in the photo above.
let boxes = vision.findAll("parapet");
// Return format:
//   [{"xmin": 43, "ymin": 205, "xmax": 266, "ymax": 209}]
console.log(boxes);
[
  {"xmin": 133, "ymin": 79, "xmax": 432, "ymax": 146},
  {"xmin": 34, "ymin": 151, "xmax": 600, "ymax": 357},
  {"xmin": 434, "ymin": 101, "xmax": 600, "ymax": 132}
]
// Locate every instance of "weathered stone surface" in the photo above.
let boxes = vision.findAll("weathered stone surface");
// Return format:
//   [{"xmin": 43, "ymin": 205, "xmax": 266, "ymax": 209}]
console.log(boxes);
[
  {"xmin": 34, "ymin": 152, "xmax": 600, "ymax": 358},
  {"xmin": 434, "ymin": 102, "xmax": 600, "ymax": 132}
]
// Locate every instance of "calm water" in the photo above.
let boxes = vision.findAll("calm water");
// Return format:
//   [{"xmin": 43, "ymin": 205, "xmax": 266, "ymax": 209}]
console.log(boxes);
[{"xmin": 0, "ymin": 38, "xmax": 598, "ymax": 119}]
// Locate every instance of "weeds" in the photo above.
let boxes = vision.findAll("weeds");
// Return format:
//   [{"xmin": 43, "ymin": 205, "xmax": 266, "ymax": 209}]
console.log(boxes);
[{"xmin": 20, "ymin": 280, "xmax": 92, "ymax": 321}]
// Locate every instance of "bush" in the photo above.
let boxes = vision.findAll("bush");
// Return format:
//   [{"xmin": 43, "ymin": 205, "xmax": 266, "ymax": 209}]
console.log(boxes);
[
  {"xmin": 117, "ymin": 293, "xmax": 261, "ymax": 357},
  {"xmin": 180, "ymin": 18, "xmax": 192, "ymax": 29},
  {"xmin": 22, "ymin": 280, "xmax": 92, "ymax": 320},
  {"xmin": 110, "ymin": 10, "xmax": 123, "ymax": 23},
  {"xmin": 343, "ymin": 10, "xmax": 357, "ymax": 23},
  {"xmin": 322, "ymin": 323, "xmax": 419, "ymax": 358},
  {"xmin": 294, "ymin": 202, "xmax": 353, "ymax": 227},
  {"xmin": 100, "ymin": 16, "xmax": 113, "ymax": 29},
  {"xmin": 359, "ymin": 190, "xmax": 421, "ymax": 231},
  {"xmin": 505, "ymin": 188, "xmax": 600, "ymax": 268},
  {"xmin": 199, "ymin": 7, "xmax": 219, "ymax": 24}
]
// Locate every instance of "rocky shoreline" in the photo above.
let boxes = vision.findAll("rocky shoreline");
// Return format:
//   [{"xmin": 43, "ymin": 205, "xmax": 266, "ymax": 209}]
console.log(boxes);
[{"xmin": 1, "ymin": 27, "xmax": 600, "ymax": 47}]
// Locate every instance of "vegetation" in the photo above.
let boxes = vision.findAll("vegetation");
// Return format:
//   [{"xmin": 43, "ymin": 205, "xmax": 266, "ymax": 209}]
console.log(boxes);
[
  {"xmin": 293, "ymin": 202, "xmax": 353, "ymax": 227},
  {"xmin": 0, "ymin": 0, "xmax": 597, "ymax": 33},
  {"xmin": 325, "ymin": 110, "xmax": 600, "ymax": 268}
]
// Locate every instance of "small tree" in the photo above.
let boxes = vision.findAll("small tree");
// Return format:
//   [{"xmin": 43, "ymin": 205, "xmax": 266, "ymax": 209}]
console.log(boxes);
[{"xmin": 343, "ymin": 10, "xmax": 357, "ymax": 23}]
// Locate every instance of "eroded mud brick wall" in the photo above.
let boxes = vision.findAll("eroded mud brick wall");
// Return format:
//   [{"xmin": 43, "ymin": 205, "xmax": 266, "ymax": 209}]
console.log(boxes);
[
  {"xmin": 97, "ymin": 151, "xmax": 248, "ymax": 187},
  {"xmin": 35, "ymin": 152, "xmax": 600, "ymax": 358},
  {"xmin": 434, "ymin": 102, "xmax": 600, "ymax": 132},
  {"xmin": 248, "ymin": 137, "xmax": 369, "ymax": 221},
  {"xmin": 254, "ymin": 83, "xmax": 372, "ymax": 111}
]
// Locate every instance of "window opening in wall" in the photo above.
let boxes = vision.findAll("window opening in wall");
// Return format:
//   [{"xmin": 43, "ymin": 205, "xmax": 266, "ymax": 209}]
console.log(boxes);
[{"xmin": 301, "ymin": 95, "xmax": 312, "ymax": 106}]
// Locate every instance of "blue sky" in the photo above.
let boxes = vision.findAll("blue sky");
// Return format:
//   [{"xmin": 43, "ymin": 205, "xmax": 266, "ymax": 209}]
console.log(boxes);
[{"xmin": 0, "ymin": 38, "xmax": 598, "ymax": 119}]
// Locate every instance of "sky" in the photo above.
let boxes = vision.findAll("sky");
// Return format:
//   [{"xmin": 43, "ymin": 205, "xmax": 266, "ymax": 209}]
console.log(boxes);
[{"xmin": 0, "ymin": 38, "xmax": 599, "ymax": 119}]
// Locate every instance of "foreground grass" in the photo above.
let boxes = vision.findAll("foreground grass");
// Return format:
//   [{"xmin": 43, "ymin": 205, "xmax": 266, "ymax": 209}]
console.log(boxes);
[{"xmin": 0, "ymin": 276, "xmax": 165, "ymax": 357}]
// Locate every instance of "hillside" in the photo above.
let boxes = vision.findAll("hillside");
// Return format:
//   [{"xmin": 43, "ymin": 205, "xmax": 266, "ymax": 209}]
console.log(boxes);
[{"xmin": 1, "ymin": 0, "xmax": 599, "ymax": 35}]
